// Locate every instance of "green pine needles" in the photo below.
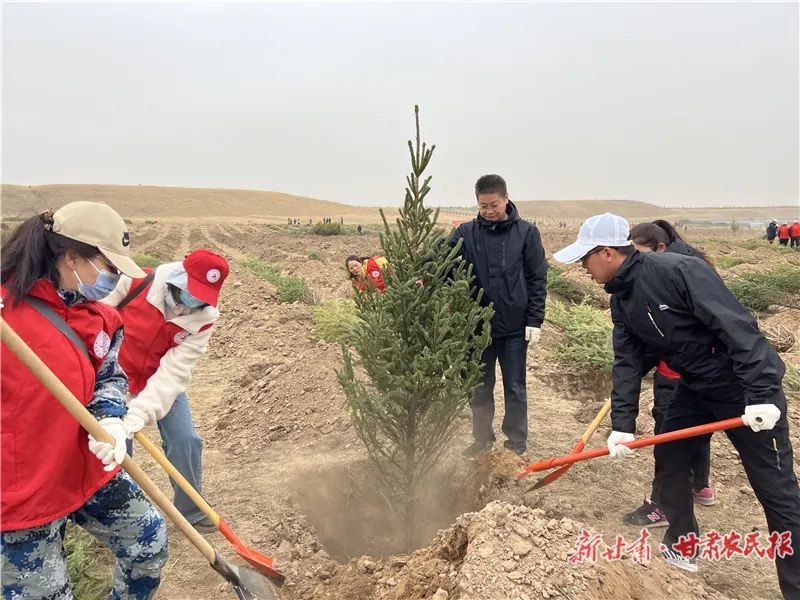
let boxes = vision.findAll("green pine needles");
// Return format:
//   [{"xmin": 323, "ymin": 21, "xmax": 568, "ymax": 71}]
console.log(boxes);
[{"xmin": 337, "ymin": 106, "xmax": 493, "ymax": 545}]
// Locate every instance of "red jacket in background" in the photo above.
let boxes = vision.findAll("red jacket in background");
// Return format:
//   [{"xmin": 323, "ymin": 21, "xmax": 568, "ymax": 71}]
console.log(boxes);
[
  {"xmin": 354, "ymin": 257, "xmax": 387, "ymax": 293},
  {"xmin": 790, "ymin": 222, "xmax": 800, "ymax": 237},
  {"xmin": 778, "ymin": 224, "xmax": 791, "ymax": 239},
  {"xmin": 1, "ymin": 280, "xmax": 121, "ymax": 531}
]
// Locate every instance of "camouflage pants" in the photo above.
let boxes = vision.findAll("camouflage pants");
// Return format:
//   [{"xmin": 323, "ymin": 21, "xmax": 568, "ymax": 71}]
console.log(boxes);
[{"xmin": 1, "ymin": 471, "xmax": 167, "ymax": 599}]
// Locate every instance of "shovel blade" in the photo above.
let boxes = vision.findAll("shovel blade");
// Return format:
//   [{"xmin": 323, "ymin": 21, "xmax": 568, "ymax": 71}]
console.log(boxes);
[
  {"xmin": 218, "ymin": 518, "xmax": 285, "ymax": 584},
  {"xmin": 212, "ymin": 552, "xmax": 280, "ymax": 600}
]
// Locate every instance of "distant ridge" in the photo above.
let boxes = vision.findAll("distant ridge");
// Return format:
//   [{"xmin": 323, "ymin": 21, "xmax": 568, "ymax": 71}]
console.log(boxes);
[{"xmin": 1, "ymin": 184, "xmax": 796, "ymax": 223}]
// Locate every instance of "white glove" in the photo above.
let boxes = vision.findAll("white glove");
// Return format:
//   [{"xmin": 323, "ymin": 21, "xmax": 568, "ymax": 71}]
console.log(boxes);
[
  {"xmin": 122, "ymin": 414, "xmax": 146, "ymax": 440},
  {"xmin": 742, "ymin": 404, "xmax": 781, "ymax": 432},
  {"xmin": 88, "ymin": 417, "xmax": 127, "ymax": 471},
  {"xmin": 607, "ymin": 431, "xmax": 636, "ymax": 459},
  {"xmin": 525, "ymin": 326, "xmax": 541, "ymax": 345}
]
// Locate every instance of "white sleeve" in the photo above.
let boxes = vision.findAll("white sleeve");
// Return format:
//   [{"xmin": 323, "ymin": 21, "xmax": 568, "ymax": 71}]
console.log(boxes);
[
  {"xmin": 101, "ymin": 276, "xmax": 133, "ymax": 308},
  {"xmin": 125, "ymin": 327, "xmax": 213, "ymax": 424}
]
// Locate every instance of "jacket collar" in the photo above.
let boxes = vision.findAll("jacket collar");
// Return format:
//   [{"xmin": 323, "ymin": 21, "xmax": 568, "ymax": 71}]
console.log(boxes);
[
  {"xmin": 604, "ymin": 251, "xmax": 643, "ymax": 295},
  {"xmin": 476, "ymin": 200, "xmax": 520, "ymax": 232}
]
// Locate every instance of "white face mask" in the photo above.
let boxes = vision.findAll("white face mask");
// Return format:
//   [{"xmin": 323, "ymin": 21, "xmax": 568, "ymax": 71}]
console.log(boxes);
[{"xmin": 164, "ymin": 286, "xmax": 193, "ymax": 319}]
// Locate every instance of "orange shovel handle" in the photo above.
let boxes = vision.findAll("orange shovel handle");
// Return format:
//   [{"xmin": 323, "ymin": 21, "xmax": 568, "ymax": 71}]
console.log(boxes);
[{"xmin": 518, "ymin": 417, "xmax": 744, "ymax": 480}]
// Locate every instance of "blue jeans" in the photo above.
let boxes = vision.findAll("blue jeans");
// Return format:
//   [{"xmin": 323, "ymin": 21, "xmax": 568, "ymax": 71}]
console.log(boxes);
[
  {"xmin": 470, "ymin": 334, "xmax": 529, "ymax": 453},
  {"xmin": 127, "ymin": 393, "xmax": 205, "ymax": 525},
  {"xmin": 1, "ymin": 471, "xmax": 167, "ymax": 599}
]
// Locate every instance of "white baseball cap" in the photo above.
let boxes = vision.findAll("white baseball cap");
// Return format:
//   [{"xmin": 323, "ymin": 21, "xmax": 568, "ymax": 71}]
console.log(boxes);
[{"xmin": 553, "ymin": 213, "xmax": 632, "ymax": 264}]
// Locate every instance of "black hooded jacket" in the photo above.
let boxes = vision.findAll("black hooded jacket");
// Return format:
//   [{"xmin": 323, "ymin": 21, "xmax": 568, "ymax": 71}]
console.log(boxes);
[
  {"xmin": 450, "ymin": 201, "xmax": 548, "ymax": 338},
  {"xmin": 607, "ymin": 251, "xmax": 785, "ymax": 433}
]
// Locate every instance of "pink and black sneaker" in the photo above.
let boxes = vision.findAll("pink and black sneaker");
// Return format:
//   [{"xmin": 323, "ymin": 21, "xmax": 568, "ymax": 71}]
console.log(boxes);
[
  {"xmin": 623, "ymin": 497, "xmax": 669, "ymax": 528},
  {"xmin": 692, "ymin": 487, "xmax": 716, "ymax": 506}
]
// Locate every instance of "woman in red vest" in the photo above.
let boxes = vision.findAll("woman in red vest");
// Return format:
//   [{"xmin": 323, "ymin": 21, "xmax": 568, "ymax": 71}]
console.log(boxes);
[
  {"xmin": 790, "ymin": 220, "xmax": 800, "ymax": 250},
  {"xmin": 621, "ymin": 221, "xmax": 717, "ymax": 529},
  {"xmin": 778, "ymin": 222, "xmax": 791, "ymax": 246},
  {"xmin": 102, "ymin": 249, "xmax": 229, "ymax": 531},
  {"xmin": 345, "ymin": 254, "xmax": 388, "ymax": 292},
  {"xmin": 1, "ymin": 203, "xmax": 167, "ymax": 598}
]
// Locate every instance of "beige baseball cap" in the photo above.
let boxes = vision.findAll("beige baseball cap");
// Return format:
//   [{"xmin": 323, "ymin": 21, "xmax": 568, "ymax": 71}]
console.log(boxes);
[{"xmin": 51, "ymin": 201, "xmax": 146, "ymax": 278}]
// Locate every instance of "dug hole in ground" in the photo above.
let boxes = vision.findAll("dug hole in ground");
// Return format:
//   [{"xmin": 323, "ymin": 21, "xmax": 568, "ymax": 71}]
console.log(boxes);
[{"xmin": 117, "ymin": 222, "xmax": 797, "ymax": 600}]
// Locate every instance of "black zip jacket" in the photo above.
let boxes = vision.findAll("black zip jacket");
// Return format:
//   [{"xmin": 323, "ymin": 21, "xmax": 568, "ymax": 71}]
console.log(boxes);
[
  {"xmin": 450, "ymin": 201, "xmax": 547, "ymax": 337},
  {"xmin": 607, "ymin": 251, "xmax": 785, "ymax": 433}
]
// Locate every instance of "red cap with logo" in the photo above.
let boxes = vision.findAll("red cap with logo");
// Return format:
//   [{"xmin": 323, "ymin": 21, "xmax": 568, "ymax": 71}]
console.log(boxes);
[{"xmin": 183, "ymin": 249, "xmax": 229, "ymax": 307}]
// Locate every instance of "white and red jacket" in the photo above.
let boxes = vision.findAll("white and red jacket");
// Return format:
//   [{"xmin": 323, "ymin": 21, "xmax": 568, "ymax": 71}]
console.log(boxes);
[
  {"xmin": 1, "ymin": 280, "xmax": 122, "ymax": 530},
  {"xmin": 102, "ymin": 262, "xmax": 219, "ymax": 424}
]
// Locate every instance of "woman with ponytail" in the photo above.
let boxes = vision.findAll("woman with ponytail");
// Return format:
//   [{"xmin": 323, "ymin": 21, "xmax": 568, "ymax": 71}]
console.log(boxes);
[{"xmin": 1, "ymin": 203, "xmax": 167, "ymax": 599}]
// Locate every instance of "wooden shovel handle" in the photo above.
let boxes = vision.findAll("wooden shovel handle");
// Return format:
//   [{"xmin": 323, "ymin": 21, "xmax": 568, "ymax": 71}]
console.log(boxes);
[
  {"xmin": 534, "ymin": 398, "xmax": 612, "ymax": 488},
  {"xmin": 135, "ymin": 431, "xmax": 220, "ymax": 527},
  {"xmin": 0, "ymin": 316, "xmax": 216, "ymax": 564},
  {"xmin": 582, "ymin": 398, "xmax": 612, "ymax": 443}
]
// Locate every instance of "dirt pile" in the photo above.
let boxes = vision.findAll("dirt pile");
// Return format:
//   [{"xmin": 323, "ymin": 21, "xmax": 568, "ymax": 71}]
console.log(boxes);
[
  {"xmin": 202, "ymin": 272, "xmax": 349, "ymax": 456},
  {"xmin": 272, "ymin": 499, "xmax": 732, "ymax": 600}
]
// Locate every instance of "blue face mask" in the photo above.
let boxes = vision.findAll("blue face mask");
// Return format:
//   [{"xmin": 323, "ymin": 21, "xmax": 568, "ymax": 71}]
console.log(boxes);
[
  {"xmin": 74, "ymin": 259, "xmax": 120, "ymax": 301},
  {"xmin": 179, "ymin": 289, "xmax": 206, "ymax": 308}
]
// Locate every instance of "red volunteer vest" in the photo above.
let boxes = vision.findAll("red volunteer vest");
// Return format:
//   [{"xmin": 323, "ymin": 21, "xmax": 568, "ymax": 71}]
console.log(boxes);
[
  {"xmin": 117, "ymin": 269, "xmax": 213, "ymax": 394},
  {"xmin": 778, "ymin": 225, "xmax": 791, "ymax": 239},
  {"xmin": 790, "ymin": 223, "xmax": 800, "ymax": 237},
  {"xmin": 1, "ymin": 280, "xmax": 121, "ymax": 531},
  {"xmin": 354, "ymin": 258, "xmax": 386, "ymax": 293}
]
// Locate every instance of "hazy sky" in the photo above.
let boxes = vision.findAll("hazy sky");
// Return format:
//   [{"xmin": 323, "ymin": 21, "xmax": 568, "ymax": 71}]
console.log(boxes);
[{"xmin": 2, "ymin": 2, "xmax": 798, "ymax": 207}]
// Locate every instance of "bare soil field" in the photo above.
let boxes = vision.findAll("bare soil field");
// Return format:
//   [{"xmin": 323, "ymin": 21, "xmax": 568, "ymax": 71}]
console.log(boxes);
[
  {"xmin": 2, "ymin": 205, "xmax": 799, "ymax": 599},
  {"xmin": 97, "ymin": 221, "xmax": 797, "ymax": 600}
]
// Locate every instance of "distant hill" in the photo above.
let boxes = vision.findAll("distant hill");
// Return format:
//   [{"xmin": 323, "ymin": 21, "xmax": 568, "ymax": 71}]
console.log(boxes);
[
  {"xmin": 0, "ymin": 184, "xmax": 395, "ymax": 223},
  {"xmin": 1, "ymin": 184, "xmax": 796, "ymax": 224}
]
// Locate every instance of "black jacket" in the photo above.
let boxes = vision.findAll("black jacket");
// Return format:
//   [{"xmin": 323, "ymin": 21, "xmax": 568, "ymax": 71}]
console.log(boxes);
[
  {"xmin": 451, "ymin": 201, "xmax": 547, "ymax": 337},
  {"xmin": 607, "ymin": 251, "xmax": 785, "ymax": 433},
  {"xmin": 666, "ymin": 238, "xmax": 704, "ymax": 260},
  {"xmin": 767, "ymin": 222, "xmax": 778, "ymax": 239}
]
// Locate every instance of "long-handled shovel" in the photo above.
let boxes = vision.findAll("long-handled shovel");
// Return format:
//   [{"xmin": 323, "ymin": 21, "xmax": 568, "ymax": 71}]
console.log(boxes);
[
  {"xmin": 134, "ymin": 431, "xmax": 283, "ymax": 582},
  {"xmin": 517, "ymin": 416, "xmax": 747, "ymax": 481},
  {"xmin": 0, "ymin": 317, "xmax": 281, "ymax": 600},
  {"xmin": 525, "ymin": 398, "xmax": 611, "ymax": 491}
]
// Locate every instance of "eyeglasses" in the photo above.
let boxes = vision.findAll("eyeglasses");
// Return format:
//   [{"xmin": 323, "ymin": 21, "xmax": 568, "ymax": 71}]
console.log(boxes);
[
  {"xmin": 580, "ymin": 247, "xmax": 605, "ymax": 267},
  {"xmin": 90, "ymin": 256, "xmax": 120, "ymax": 276}
]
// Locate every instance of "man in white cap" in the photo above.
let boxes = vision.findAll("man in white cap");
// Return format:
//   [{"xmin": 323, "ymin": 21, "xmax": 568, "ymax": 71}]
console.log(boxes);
[{"xmin": 554, "ymin": 214, "xmax": 799, "ymax": 595}]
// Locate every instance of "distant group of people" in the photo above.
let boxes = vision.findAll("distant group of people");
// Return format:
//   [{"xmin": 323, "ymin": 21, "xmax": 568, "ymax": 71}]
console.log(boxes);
[
  {"xmin": 766, "ymin": 220, "xmax": 800, "ymax": 248},
  {"xmin": 285, "ymin": 217, "xmax": 346, "ymax": 226}
]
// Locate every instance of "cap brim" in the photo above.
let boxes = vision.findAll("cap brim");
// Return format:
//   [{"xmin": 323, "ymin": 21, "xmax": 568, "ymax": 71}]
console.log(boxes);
[
  {"xmin": 186, "ymin": 277, "xmax": 220, "ymax": 307},
  {"xmin": 552, "ymin": 242, "xmax": 597, "ymax": 264},
  {"xmin": 101, "ymin": 248, "xmax": 146, "ymax": 279}
]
